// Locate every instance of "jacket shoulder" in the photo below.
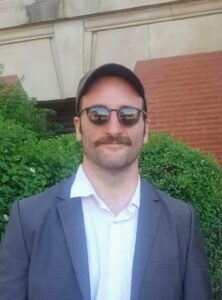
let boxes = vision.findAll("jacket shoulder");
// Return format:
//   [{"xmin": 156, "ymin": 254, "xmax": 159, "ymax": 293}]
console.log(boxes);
[{"xmin": 141, "ymin": 179, "xmax": 194, "ymax": 220}]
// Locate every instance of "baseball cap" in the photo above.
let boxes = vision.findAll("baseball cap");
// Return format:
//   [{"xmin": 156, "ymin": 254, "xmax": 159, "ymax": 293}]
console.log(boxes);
[{"xmin": 75, "ymin": 63, "xmax": 147, "ymax": 114}]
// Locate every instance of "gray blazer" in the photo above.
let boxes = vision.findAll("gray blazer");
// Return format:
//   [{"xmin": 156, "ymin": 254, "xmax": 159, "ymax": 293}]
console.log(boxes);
[{"xmin": 0, "ymin": 174, "xmax": 212, "ymax": 300}]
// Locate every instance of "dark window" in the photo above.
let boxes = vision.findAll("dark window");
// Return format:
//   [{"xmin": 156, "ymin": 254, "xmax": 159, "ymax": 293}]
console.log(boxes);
[{"xmin": 36, "ymin": 98, "xmax": 76, "ymax": 134}]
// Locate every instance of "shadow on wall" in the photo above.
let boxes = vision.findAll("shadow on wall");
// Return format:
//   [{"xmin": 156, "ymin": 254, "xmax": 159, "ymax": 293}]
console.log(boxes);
[{"xmin": 26, "ymin": 0, "xmax": 61, "ymax": 23}]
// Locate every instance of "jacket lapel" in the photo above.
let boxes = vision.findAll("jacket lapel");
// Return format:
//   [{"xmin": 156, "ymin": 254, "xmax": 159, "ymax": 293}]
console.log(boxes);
[
  {"xmin": 131, "ymin": 180, "xmax": 162, "ymax": 300},
  {"xmin": 56, "ymin": 175, "xmax": 91, "ymax": 300}
]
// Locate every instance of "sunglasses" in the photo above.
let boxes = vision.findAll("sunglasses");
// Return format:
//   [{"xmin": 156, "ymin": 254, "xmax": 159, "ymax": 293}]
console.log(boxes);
[{"xmin": 77, "ymin": 105, "xmax": 147, "ymax": 126}]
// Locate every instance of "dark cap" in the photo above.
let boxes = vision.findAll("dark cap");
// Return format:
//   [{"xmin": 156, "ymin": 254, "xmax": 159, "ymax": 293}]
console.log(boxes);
[{"xmin": 75, "ymin": 63, "xmax": 147, "ymax": 114}]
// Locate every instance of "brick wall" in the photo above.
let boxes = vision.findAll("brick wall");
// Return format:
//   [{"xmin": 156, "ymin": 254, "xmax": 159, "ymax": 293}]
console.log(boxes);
[
  {"xmin": 135, "ymin": 51, "xmax": 222, "ymax": 167},
  {"xmin": 2, "ymin": 75, "xmax": 19, "ymax": 86}
]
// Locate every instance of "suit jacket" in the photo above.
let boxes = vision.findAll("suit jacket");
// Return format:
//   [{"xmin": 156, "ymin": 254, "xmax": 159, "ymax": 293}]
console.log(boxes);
[{"xmin": 0, "ymin": 174, "xmax": 212, "ymax": 300}]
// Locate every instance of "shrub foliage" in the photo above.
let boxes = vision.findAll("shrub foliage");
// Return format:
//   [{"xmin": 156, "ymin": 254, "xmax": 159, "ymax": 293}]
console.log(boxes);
[
  {"xmin": 0, "ymin": 68, "xmax": 57, "ymax": 138},
  {"xmin": 0, "ymin": 116, "xmax": 82, "ymax": 229}
]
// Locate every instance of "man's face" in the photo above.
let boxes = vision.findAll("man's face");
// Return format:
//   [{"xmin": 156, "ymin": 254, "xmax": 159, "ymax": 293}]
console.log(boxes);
[{"xmin": 74, "ymin": 76, "xmax": 149, "ymax": 171}]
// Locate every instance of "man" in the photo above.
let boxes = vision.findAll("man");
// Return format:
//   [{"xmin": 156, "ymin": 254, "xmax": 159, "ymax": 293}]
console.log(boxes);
[{"xmin": 0, "ymin": 63, "xmax": 212, "ymax": 300}]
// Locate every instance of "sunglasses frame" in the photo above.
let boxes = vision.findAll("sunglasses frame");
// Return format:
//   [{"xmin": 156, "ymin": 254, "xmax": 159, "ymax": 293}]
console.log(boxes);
[{"xmin": 77, "ymin": 105, "xmax": 147, "ymax": 126}]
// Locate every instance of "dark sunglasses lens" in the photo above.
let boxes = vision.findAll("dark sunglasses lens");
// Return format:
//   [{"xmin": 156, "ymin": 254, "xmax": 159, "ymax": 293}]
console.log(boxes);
[
  {"xmin": 88, "ymin": 107, "xmax": 109, "ymax": 124},
  {"xmin": 119, "ymin": 107, "xmax": 140, "ymax": 126}
]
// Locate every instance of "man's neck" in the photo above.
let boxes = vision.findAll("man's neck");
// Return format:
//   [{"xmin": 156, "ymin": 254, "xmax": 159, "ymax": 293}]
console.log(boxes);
[{"xmin": 82, "ymin": 161, "xmax": 139, "ymax": 215}]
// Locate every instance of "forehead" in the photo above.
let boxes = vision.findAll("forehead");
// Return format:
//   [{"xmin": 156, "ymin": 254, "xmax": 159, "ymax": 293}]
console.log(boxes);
[{"xmin": 81, "ymin": 76, "xmax": 143, "ymax": 107}]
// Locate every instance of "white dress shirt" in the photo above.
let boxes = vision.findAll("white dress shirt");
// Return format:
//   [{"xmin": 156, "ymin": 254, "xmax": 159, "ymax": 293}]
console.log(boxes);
[{"xmin": 70, "ymin": 165, "xmax": 140, "ymax": 300}]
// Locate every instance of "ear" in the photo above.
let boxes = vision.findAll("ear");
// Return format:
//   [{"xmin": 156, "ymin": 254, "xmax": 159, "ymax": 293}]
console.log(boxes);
[
  {"xmin": 73, "ymin": 117, "xmax": 82, "ymax": 141},
  {"xmin": 143, "ymin": 117, "xmax": 150, "ymax": 144}
]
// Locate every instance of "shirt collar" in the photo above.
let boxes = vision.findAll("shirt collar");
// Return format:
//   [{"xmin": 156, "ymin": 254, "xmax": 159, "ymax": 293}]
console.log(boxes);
[
  {"xmin": 70, "ymin": 165, "xmax": 140, "ymax": 209},
  {"xmin": 71, "ymin": 165, "xmax": 96, "ymax": 199}
]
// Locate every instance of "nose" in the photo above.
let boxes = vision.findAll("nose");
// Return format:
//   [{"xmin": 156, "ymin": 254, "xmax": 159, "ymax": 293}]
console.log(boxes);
[{"xmin": 105, "ymin": 110, "xmax": 122, "ymax": 135}]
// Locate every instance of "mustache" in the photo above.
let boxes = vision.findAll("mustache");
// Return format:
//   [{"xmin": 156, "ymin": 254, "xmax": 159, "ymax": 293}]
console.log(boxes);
[{"xmin": 94, "ymin": 135, "xmax": 132, "ymax": 147}]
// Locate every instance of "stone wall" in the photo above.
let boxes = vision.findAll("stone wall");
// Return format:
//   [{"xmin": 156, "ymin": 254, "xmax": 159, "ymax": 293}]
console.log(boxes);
[{"xmin": 0, "ymin": 0, "xmax": 176, "ymax": 28}]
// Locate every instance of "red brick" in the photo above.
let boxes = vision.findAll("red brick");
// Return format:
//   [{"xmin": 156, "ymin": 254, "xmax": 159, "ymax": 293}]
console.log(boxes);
[
  {"xmin": 1, "ymin": 75, "xmax": 19, "ymax": 86},
  {"xmin": 135, "ymin": 50, "xmax": 222, "ymax": 167}
]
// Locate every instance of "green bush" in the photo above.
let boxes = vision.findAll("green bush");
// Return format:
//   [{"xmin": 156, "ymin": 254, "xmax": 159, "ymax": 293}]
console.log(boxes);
[
  {"xmin": 0, "ymin": 68, "xmax": 57, "ymax": 138},
  {"xmin": 0, "ymin": 117, "xmax": 82, "ymax": 237}
]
